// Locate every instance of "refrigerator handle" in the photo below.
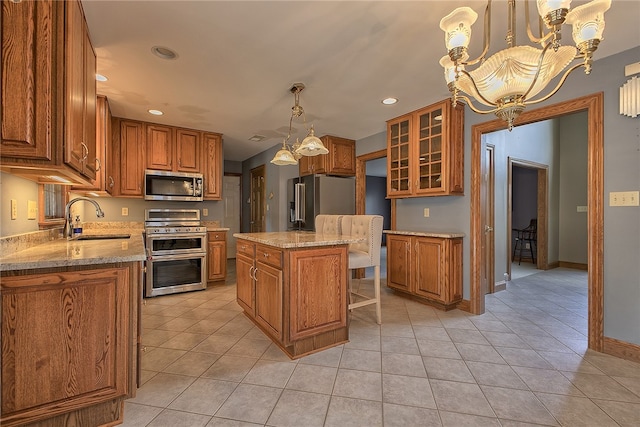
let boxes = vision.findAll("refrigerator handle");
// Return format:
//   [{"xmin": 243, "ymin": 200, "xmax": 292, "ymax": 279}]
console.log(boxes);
[{"xmin": 294, "ymin": 183, "xmax": 305, "ymax": 222}]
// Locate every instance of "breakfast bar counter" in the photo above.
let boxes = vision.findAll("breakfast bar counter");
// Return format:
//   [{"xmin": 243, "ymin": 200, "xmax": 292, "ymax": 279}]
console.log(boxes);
[{"xmin": 233, "ymin": 231, "xmax": 363, "ymax": 358}]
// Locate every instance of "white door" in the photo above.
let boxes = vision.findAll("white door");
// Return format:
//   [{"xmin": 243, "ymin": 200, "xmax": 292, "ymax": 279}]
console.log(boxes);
[{"xmin": 224, "ymin": 175, "xmax": 241, "ymax": 258}]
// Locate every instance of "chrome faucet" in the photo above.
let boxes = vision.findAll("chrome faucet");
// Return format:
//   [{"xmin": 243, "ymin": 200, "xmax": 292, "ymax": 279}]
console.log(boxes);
[{"xmin": 63, "ymin": 197, "xmax": 105, "ymax": 238}]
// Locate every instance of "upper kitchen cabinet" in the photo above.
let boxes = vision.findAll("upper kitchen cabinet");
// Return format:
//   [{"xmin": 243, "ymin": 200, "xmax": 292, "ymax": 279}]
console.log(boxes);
[
  {"xmin": 64, "ymin": 0, "xmax": 97, "ymax": 181},
  {"xmin": 146, "ymin": 124, "xmax": 202, "ymax": 173},
  {"xmin": 203, "ymin": 132, "xmax": 223, "ymax": 200},
  {"xmin": 112, "ymin": 118, "xmax": 145, "ymax": 197},
  {"xmin": 299, "ymin": 135, "xmax": 356, "ymax": 176},
  {"xmin": 72, "ymin": 95, "xmax": 114, "ymax": 195},
  {"xmin": 387, "ymin": 99, "xmax": 464, "ymax": 198},
  {"xmin": 0, "ymin": 0, "xmax": 95, "ymax": 185}
]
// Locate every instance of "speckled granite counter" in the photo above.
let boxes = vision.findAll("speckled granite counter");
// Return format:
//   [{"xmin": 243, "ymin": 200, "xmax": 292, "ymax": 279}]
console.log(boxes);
[
  {"xmin": 0, "ymin": 232, "xmax": 145, "ymax": 271},
  {"xmin": 233, "ymin": 231, "xmax": 364, "ymax": 248},
  {"xmin": 384, "ymin": 230, "xmax": 465, "ymax": 239}
]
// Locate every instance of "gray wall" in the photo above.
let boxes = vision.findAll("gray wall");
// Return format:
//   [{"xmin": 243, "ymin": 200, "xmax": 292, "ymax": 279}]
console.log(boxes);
[{"xmin": 559, "ymin": 112, "xmax": 589, "ymax": 265}]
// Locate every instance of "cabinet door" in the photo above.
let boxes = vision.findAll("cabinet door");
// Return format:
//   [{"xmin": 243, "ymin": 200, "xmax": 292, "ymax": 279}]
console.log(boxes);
[
  {"xmin": 64, "ymin": 0, "xmax": 86, "ymax": 176},
  {"xmin": 387, "ymin": 115, "xmax": 412, "ymax": 197},
  {"xmin": 327, "ymin": 136, "xmax": 355, "ymax": 176},
  {"xmin": 0, "ymin": 0, "xmax": 60, "ymax": 161},
  {"xmin": 175, "ymin": 129, "xmax": 200, "ymax": 173},
  {"xmin": 146, "ymin": 124, "xmax": 173, "ymax": 171},
  {"xmin": 82, "ymin": 25, "xmax": 97, "ymax": 180},
  {"xmin": 415, "ymin": 106, "xmax": 444, "ymax": 194},
  {"xmin": 386, "ymin": 234, "xmax": 412, "ymax": 292},
  {"xmin": 207, "ymin": 232, "xmax": 227, "ymax": 282},
  {"xmin": 236, "ymin": 253, "xmax": 255, "ymax": 315},
  {"xmin": 1, "ymin": 268, "xmax": 130, "ymax": 425},
  {"xmin": 414, "ymin": 237, "xmax": 444, "ymax": 300},
  {"xmin": 255, "ymin": 261, "xmax": 283, "ymax": 340},
  {"xmin": 298, "ymin": 153, "xmax": 325, "ymax": 176},
  {"xmin": 203, "ymin": 133, "xmax": 222, "ymax": 200},
  {"xmin": 118, "ymin": 120, "xmax": 145, "ymax": 196}
]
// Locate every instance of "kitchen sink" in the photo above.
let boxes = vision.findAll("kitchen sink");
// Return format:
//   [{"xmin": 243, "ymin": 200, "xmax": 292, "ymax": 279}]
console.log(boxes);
[{"xmin": 71, "ymin": 234, "xmax": 131, "ymax": 240}]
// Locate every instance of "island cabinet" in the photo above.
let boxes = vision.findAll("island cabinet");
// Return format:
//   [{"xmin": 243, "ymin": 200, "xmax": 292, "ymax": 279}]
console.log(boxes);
[
  {"xmin": 0, "ymin": 0, "xmax": 97, "ymax": 185},
  {"xmin": 386, "ymin": 232, "xmax": 464, "ymax": 310},
  {"xmin": 299, "ymin": 135, "xmax": 356, "ymax": 177},
  {"xmin": 0, "ymin": 262, "xmax": 141, "ymax": 427},
  {"xmin": 207, "ymin": 230, "xmax": 227, "ymax": 283},
  {"xmin": 235, "ymin": 233, "xmax": 352, "ymax": 359},
  {"xmin": 387, "ymin": 99, "xmax": 464, "ymax": 198}
]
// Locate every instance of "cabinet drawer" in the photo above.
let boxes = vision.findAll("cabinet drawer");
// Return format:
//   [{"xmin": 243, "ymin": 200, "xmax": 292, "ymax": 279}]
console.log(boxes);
[
  {"xmin": 208, "ymin": 231, "xmax": 226, "ymax": 242},
  {"xmin": 256, "ymin": 245, "xmax": 283, "ymax": 269},
  {"xmin": 237, "ymin": 241, "xmax": 255, "ymax": 257}
]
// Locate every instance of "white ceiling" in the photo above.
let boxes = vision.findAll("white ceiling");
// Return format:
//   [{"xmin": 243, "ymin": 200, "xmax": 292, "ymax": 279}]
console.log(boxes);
[{"xmin": 82, "ymin": 0, "xmax": 640, "ymax": 162}]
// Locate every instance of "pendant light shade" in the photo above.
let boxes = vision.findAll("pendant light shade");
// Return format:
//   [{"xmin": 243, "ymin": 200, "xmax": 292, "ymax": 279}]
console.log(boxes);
[
  {"xmin": 270, "ymin": 140, "xmax": 298, "ymax": 165},
  {"xmin": 295, "ymin": 125, "xmax": 329, "ymax": 156}
]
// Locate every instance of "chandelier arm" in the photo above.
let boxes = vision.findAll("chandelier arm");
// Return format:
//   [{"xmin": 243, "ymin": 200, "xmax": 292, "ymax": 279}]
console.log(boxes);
[
  {"xmin": 525, "ymin": 0, "xmax": 548, "ymax": 44},
  {"xmin": 465, "ymin": 0, "xmax": 492, "ymax": 67},
  {"xmin": 523, "ymin": 61, "xmax": 586, "ymax": 106},
  {"xmin": 457, "ymin": 69, "xmax": 498, "ymax": 107},
  {"xmin": 521, "ymin": 41, "xmax": 554, "ymax": 100},
  {"xmin": 455, "ymin": 94, "xmax": 499, "ymax": 115}
]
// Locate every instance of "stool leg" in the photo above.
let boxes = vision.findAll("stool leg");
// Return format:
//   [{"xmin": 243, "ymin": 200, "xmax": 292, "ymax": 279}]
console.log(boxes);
[{"xmin": 374, "ymin": 265, "xmax": 381, "ymax": 325}]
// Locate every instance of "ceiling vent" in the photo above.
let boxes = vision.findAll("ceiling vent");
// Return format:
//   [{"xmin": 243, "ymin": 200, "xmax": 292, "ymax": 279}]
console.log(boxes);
[{"xmin": 249, "ymin": 134, "xmax": 267, "ymax": 142}]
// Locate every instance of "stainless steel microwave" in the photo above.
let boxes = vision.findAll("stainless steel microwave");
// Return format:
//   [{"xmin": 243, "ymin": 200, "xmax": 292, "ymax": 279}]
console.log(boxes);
[{"xmin": 144, "ymin": 170, "xmax": 203, "ymax": 201}]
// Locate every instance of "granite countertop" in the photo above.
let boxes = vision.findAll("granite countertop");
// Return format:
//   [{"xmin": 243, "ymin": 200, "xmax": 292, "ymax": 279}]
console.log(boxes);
[
  {"xmin": 234, "ymin": 231, "xmax": 365, "ymax": 249},
  {"xmin": 384, "ymin": 230, "xmax": 465, "ymax": 239},
  {"xmin": 0, "ymin": 231, "xmax": 146, "ymax": 272}
]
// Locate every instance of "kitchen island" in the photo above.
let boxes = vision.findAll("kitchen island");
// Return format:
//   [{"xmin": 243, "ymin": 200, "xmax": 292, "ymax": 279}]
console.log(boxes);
[
  {"xmin": 234, "ymin": 231, "xmax": 364, "ymax": 359},
  {"xmin": 0, "ymin": 232, "xmax": 145, "ymax": 427}
]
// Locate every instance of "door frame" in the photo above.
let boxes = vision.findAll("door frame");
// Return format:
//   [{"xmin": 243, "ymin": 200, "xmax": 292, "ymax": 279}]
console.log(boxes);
[
  {"xmin": 470, "ymin": 93, "xmax": 604, "ymax": 352},
  {"xmin": 507, "ymin": 159, "xmax": 549, "ymax": 276},
  {"xmin": 481, "ymin": 144, "xmax": 496, "ymax": 294}
]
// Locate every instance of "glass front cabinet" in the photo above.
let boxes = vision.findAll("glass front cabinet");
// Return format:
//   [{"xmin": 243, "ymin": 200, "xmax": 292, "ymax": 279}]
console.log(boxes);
[{"xmin": 387, "ymin": 99, "xmax": 464, "ymax": 198}]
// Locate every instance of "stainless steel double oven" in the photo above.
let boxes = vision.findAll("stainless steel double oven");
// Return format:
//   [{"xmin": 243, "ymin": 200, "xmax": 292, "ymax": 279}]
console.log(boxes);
[{"xmin": 144, "ymin": 209, "xmax": 207, "ymax": 297}]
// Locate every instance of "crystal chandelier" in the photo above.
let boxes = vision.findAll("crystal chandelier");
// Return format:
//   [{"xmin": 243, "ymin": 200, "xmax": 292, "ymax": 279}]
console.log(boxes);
[
  {"xmin": 271, "ymin": 83, "xmax": 329, "ymax": 165},
  {"xmin": 439, "ymin": 0, "xmax": 611, "ymax": 130}
]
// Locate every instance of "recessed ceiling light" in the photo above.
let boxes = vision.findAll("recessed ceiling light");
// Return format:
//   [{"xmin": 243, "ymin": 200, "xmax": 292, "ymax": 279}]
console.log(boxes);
[
  {"xmin": 382, "ymin": 97, "xmax": 398, "ymax": 105},
  {"xmin": 148, "ymin": 109, "xmax": 164, "ymax": 116},
  {"xmin": 151, "ymin": 46, "xmax": 178, "ymax": 60},
  {"xmin": 95, "ymin": 73, "xmax": 108, "ymax": 82}
]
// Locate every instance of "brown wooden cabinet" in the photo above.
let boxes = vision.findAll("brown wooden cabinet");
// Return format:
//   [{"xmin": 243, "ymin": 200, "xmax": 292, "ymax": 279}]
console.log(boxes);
[
  {"xmin": 64, "ymin": 0, "xmax": 97, "ymax": 181},
  {"xmin": 203, "ymin": 132, "xmax": 223, "ymax": 200},
  {"xmin": 207, "ymin": 231, "xmax": 227, "ymax": 283},
  {"xmin": 387, "ymin": 99, "xmax": 464, "ymax": 198},
  {"xmin": 146, "ymin": 125, "xmax": 202, "ymax": 173},
  {"xmin": 299, "ymin": 135, "xmax": 356, "ymax": 176},
  {"xmin": 113, "ymin": 119, "xmax": 146, "ymax": 197},
  {"xmin": 72, "ymin": 95, "xmax": 115, "ymax": 195},
  {"xmin": 1, "ymin": 263, "xmax": 139, "ymax": 427},
  {"xmin": 0, "ymin": 0, "xmax": 96, "ymax": 185},
  {"xmin": 235, "ymin": 238, "xmax": 349, "ymax": 358},
  {"xmin": 387, "ymin": 233, "xmax": 463, "ymax": 310}
]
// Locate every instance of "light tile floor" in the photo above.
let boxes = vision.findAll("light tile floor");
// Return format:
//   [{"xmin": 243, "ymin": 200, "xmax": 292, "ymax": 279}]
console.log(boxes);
[{"xmin": 125, "ymin": 264, "xmax": 640, "ymax": 426}]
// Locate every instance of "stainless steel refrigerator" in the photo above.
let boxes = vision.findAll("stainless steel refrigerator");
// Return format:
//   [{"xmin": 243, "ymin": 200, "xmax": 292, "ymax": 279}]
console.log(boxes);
[{"xmin": 287, "ymin": 175, "xmax": 355, "ymax": 231}]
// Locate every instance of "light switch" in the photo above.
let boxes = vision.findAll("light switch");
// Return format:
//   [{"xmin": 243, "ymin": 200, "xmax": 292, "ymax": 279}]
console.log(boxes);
[
  {"xmin": 423, "ymin": 208, "xmax": 430, "ymax": 217},
  {"xmin": 202, "ymin": 208, "xmax": 209, "ymax": 216},
  {"xmin": 577, "ymin": 206, "xmax": 588, "ymax": 212},
  {"xmin": 609, "ymin": 191, "xmax": 640, "ymax": 206},
  {"xmin": 27, "ymin": 200, "xmax": 37, "ymax": 219}
]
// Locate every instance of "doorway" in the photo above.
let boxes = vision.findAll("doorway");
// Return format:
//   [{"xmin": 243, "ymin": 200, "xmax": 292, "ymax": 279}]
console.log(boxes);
[
  {"xmin": 250, "ymin": 165, "xmax": 266, "ymax": 233},
  {"xmin": 471, "ymin": 93, "xmax": 604, "ymax": 352},
  {"xmin": 223, "ymin": 174, "xmax": 241, "ymax": 258}
]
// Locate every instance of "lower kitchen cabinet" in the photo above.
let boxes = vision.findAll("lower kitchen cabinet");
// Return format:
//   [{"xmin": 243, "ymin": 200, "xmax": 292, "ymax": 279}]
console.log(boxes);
[
  {"xmin": 207, "ymin": 230, "xmax": 227, "ymax": 283},
  {"xmin": 235, "ymin": 238, "xmax": 349, "ymax": 358},
  {"xmin": 387, "ymin": 232, "xmax": 463, "ymax": 310},
  {"xmin": 0, "ymin": 262, "xmax": 140, "ymax": 427}
]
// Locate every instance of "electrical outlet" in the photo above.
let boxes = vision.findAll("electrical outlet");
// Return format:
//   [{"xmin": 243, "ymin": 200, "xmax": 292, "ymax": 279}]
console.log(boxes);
[
  {"xmin": 10, "ymin": 199, "xmax": 17, "ymax": 220},
  {"xmin": 423, "ymin": 208, "xmax": 430, "ymax": 217},
  {"xmin": 202, "ymin": 208, "xmax": 209, "ymax": 216},
  {"xmin": 121, "ymin": 207, "xmax": 129, "ymax": 216}
]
